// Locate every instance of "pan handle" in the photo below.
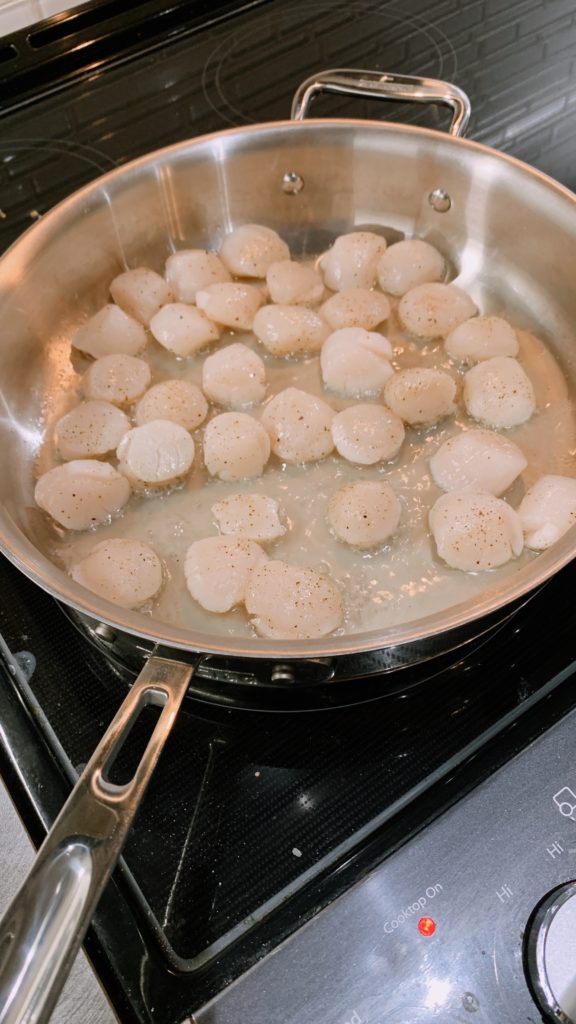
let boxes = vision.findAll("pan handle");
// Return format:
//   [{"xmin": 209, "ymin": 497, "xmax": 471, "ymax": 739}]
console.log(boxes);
[
  {"xmin": 0, "ymin": 654, "xmax": 196, "ymax": 1024},
  {"xmin": 291, "ymin": 69, "xmax": 471, "ymax": 137}
]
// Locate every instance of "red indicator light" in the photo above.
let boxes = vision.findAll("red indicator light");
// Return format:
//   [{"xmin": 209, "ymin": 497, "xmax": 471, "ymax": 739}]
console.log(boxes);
[{"xmin": 418, "ymin": 916, "xmax": 436, "ymax": 936}]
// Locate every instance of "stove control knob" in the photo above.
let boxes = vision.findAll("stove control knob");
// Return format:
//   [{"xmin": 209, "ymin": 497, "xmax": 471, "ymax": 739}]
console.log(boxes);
[{"xmin": 525, "ymin": 881, "xmax": 576, "ymax": 1021}]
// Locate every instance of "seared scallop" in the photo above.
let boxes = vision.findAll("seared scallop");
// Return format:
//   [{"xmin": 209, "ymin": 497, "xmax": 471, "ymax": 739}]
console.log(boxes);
[
  {"xmin": 445, "ymin": 316, "xmax": 519, "ymax": 363},
  {"xmin": 34, "ymin": 460, "xmax": 130, "ymax": 530},
  {"xmin": 328, "ymin": 480, "xmax": 402, "ymax": 550},
  {"xmin": 54, "ymin": 401, "xmax": 130, "ymax": 460},
  {"xmin": 430, "ymin": 429, "xmax": 527, "ymax": 496},
  {"xmin": 202, "ymin": 343, "xmax": 266, "ymax": 408},
  {"xmin": 211, "ymin": 493, "xmax": 286, "ymax": 543},
  {"xmin": 399, "ymin": 282, "xmax": 476, "ymax": 339},
  {"xmin": 518, "ymin": 474, "xmax": 576, "ymax": 550},
  {"xmin": 245, "ymin": 560, "xmax": 343, "ymax": 638},
  {"xmin": 150, "ymin": 303, "xmax": 220, "ymax": 356},
  {"xmin": 71, "ymin": 538, "xmax": 163, "ymax": 608},
  {"xmin": 463, "ymin": 356, "xmax": 536, "ymax": 429},
  {"xmin": 429, "ymin": 490, "xmax": 523, "ymax": 570},
  {"xmin": 331, "ymin": 404, "xmax": 405, "ymax": 465},
  {"xmin": 320, "ymin": 287, "xmax": 391, "ymax": 331},
  {"xmin": 72, "ymin": 304, "xmax": 147, "ymax": 359},
  {"xmin": 203, "ymin": 412, "xmax": 271, "ymax": 481},
  {"xmin": 196, "ymin": 282, "xmax": 263, "ymax": 331},
  {"xmin": 184, "ymin": 536, "xmax": 268, "ymax": 612},
  {"xmin": 320, "ymin": 231, "xmax": 386, "ymax": 291},
  {"xmin": 266, "ymin": 260, "xmax": 324, "ymax": 305},
  {"xmin": 320, "ymin": 328, "xmax": 394, "ymax": 398},
  {"xmin": 261, "ymin": 387, "xmax": 335, "ymax": 464},
  {"xmin": 134, "ymin": 380, "xmax": 208, "ymax": 431},
  {"xmin": 377, "ymin": 238, "xmax": 445, "ymax": 296},
  {"xmin": 116, "ymin": 420, "xmax": 195, "ymax": 488},
  {"xmin": 82, "ymin": 354, "xmax": 151, "ymax": 406},
  {"xmin": 164, "ymin": 249, "xmax": 231, "ymax": 302},
  {"xmin": 384, "ymin": 367, "xmax": 457, "ymax": 427},
  {"xmin": 110, "ymin": 267, "xmax": 173, "ymax": 325},
  {"xmin": 219, "ymin": 224, "xmax": 290, "ymax": 278},
  {"xmin": 253, "ymin": 305, "xmax": 330, "ymax": 356}
]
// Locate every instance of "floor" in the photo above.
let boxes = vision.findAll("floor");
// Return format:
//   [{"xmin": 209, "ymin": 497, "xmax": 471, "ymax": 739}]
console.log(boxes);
[{"xmin": 0, "ymin": 781, "xmax": 118, "ymax": 1024}]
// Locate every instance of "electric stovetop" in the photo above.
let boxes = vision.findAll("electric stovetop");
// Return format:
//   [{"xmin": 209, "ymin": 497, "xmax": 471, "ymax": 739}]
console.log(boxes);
[{"xmin": 1, "ymin": 2, "xmax": 576, "ymax": 1022}]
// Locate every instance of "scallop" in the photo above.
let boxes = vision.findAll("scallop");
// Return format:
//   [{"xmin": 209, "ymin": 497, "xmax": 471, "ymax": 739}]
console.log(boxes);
[
  {"xmin": 116, "ymin": 420, "xmax": 195, "ymax": 488},
  {"xmin": 134, "ymin": 380, "xmax": 208, "ymax": 431},
  {"xmin": 202, "ymin": 343, "xmax": 266, "ymax": 408},
  {"xmin": 430, "ymin": 429, "xmax": 527, "ymax": 496},
  {"xmin": 261, "ymin": 387, "xmax": 335, "ymax": 464},
  {"xmin": 245, "ymin": 560, "xmax": 343, "ymax": 639},
  {"xmin": 328, "ymin": 480, "xmax": 402, "ymax": 550},
  {"xmin": 211, "ymin": 493, "xmax": 286, "ymax": 543},
  {"xmin": 384, "ymin": 367, "xmax": 457, "ymax": 427},
  {"xmin": 429, "ymin": 490, "xmax": 523, "ymax": 571},
  {"xmin": 34, "ymin": 460, "xmax": 130, "ymax": 530},
  {"xmin": 82, "ymin": 354, "xmax": 151, "ymax": 406},
  {"xmin": 72, "ymin": 304, "xmax": 147, "ymax": 359},
  {"xmin": 320, "ymin": 231, "xmax": 387, "ymax": 291},
  {"xmin": 377, "ymin": 239, "xmax": 445, "ymax": 296},
  {"xmin": 219, "ymin": 224, "xmax": 290, "ymax": 278},
  {"xmin": 184, "ymin": 536, "xmax": 268, "ymax": 613},
  {"xmin": 445, "ymin": 316, "xmax": 519, "ymax": 363},
  {"xmin": 463, "ymin": 356, "xmax": 536, "ymax": 429},
  {"xmin": 331, "ymin": 404, "xmax": 405, "ymax": 465},
  {"xmin": 70, "ymin": 538, "xmax": 163, "ymax": 608},
  {"xmin": 399, "ymin": 282, "xmax": 477, "ymax": 339},
  {"xmin": 253, "ymin": 305, "xmax": 330, "ymax": 356},
  {"xmin": 518, "ymin": 474, "xmax": 576, "ymax": 550},
  {"xmin": 320, "ymin": 328, "xmax": 394, "ymax": 398},
  {"xmin": 203, "ymin": 412, "xmax": 271, "ymax": 481},
  {"xmin": 320, "ymin": 288, "xmax": 391, "ymax": 331},
  {"xmin": 54, "ymin": 401, "xmax": 130, "ymax": 460},
  {"xmin": 164, "ymin": 249, "xmax": 231, "ymax": 302},
  {"xmin": 266, "ymin": 260, "xmax": 324, "ymax": 305},
  {"xmin": 109, "ymin": 267, "xmax": 173, "ymax": 325},
  {"xmin": 149, "ymin": 303, "xmax": 220, "ymax": 356},
  {"xmin": 196, "ymin": 282, "xmax": 263, "ymax": 331}
]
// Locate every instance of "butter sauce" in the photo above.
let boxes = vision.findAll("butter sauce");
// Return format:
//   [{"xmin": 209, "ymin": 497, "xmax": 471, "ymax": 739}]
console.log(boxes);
[{"xmin": 39, "ymin": 285, "xmax": 576, "ymax": 640}]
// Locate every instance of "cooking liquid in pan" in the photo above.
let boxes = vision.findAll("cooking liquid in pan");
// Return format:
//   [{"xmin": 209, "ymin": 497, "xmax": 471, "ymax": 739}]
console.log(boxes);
[{"xmin": 35, "ymin": 257, "xmax": 576, "ymax": 641}]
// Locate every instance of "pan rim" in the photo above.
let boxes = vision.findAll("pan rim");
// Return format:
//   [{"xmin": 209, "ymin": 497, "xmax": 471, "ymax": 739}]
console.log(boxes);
[{"xmin": 1, "ymin": 117, "xmax": 575, "ymax": 661}]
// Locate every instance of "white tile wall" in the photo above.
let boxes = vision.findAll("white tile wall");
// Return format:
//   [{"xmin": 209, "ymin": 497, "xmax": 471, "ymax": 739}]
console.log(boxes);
[
  {"xmin": 38, "ymin": 0, "xmax": 83, "ymax": 17},
  {"xmin": 0, "ymin": 0, "xmax": 85, "ymax": 37}
]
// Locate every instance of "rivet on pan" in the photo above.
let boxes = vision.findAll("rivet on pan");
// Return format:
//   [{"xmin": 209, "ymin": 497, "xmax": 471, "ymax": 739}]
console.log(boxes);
[
  {"xmin": 282, "ymin": 172, "xmax": 305, "ymax": 195},
  {"xmin": 94, "ymin": 622, "xmax": 117, "ymax": 645},
  {"xmin": 428, "ymin": 189, "xmax": 451, "ymax": 213},
  {"xmin": 462, "ymin": 992, "xmax": 480, "ymax": 1013},
  {"xmin": 271, "ymin": 663, "xmax": 295, "ymax": 684}
]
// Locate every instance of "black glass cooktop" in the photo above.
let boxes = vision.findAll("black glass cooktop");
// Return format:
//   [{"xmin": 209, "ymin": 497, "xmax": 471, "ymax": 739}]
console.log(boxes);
[
  {"xmin": 1, "ymin": 1, "xmax": 576, "ymax": 1021},
  {"xmin": 2, "ymin": 0, "xmax": 576, "ymax": 252},
  {"xmin": 2, "ymin": 557, "xmax": 576, "ymax": 1021}
]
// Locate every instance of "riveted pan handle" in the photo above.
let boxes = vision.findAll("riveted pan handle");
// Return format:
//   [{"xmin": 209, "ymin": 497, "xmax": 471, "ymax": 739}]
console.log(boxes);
[
  {"xmin": 291, "ymin": 69, "xmax": 471, "ymax": 137},
  {"xmin": 0, "ymin": 655, "xmax": 196, "ymax": 1024}
]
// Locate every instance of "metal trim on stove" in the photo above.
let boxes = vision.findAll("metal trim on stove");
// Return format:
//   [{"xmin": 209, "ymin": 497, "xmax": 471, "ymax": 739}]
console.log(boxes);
[{"xmin": 0, "ymin": 0, "xmax": 274, "ymax": 113}]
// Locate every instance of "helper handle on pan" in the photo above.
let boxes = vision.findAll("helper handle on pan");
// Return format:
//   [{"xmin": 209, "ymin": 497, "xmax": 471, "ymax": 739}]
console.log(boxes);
[
  {"xmin": 0, "ymin": 655, "xmax": 196, "ymax": 1024},
  {"xmin": 291, "ymin": 69, "xmax": 471, "ymax": 137}
]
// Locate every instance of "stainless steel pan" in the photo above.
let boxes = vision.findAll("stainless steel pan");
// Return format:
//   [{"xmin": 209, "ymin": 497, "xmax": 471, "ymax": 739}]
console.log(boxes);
[
  {"xmin": 0, "ymin": 70, "xmax": 574, "ymax": 676},
  {"xmin": 1, "ymin": 70, "xmax": 576, "ymax": 1020}
]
